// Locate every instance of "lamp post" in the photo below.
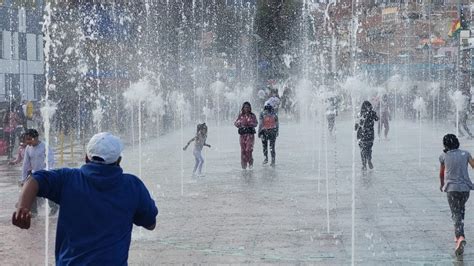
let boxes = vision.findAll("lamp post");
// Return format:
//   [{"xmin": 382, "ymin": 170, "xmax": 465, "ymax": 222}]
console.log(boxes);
[{"xmin": 458, "ymin": 1, "xmax": 471, "ymax": 98}]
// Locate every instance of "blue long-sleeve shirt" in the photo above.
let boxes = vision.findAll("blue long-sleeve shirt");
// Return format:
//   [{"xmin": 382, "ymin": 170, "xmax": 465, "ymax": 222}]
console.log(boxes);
[{"xmin": 21, "ymin": 141, "xmax": 55, "ymax": 182}]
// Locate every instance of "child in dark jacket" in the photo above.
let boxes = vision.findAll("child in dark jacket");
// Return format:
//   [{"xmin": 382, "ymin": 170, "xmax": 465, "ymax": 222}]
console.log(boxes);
[{"xmin": 355, "ymin": 100, "xmax": 379, "ymax": 170}]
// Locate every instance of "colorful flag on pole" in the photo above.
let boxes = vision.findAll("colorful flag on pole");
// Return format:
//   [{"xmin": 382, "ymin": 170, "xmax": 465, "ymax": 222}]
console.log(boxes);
[
  {"xmin": 448, "ymin": 19, "xmax": 461, "ymax": 38},
  {"xmin": 448, "ymin": 6, "xmax": 470, "ymax": 38}
]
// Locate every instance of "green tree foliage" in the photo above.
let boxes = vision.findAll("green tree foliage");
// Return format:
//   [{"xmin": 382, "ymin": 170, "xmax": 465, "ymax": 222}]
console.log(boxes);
[{"xmin": 255, "ymin": 0, "xmax": 301, "ymax": 83}]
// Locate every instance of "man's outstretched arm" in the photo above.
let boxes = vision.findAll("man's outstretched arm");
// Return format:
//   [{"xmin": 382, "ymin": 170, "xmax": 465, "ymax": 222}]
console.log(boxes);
[{"xmin": 12, "ymin": 177, "xmax": 39, "ymax": 229}]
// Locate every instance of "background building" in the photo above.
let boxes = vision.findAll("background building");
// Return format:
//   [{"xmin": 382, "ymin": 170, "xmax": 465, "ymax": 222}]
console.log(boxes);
[{"xmin": 0, "ymin": 0, "xmax": 44, "ymax": 103}]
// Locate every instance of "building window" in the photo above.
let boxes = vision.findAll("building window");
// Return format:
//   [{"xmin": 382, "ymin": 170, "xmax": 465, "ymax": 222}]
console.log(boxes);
[
  {"xmin": 12, "ymin": 32, "xmax": 18, "ymax": 59},
  {"xmin": 26, "ymin": 33, "xmax": 36, "ymax": 61},
  {"xmin": 33, "ymin": 74, "xmax": 44, "ymax": 100},
  {"xmin": 19, "ymin": 33, "xmax": 26, "ymax": 60},
  {"xmin": 5, "ymin": 74, "xmax": 20, "ymax": 102}
]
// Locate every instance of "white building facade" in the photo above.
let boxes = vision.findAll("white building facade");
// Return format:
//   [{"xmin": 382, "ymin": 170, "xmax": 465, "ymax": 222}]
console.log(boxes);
[{"xmin": 0, "ymin": 1, "xmax": 44, "ymax": 103}]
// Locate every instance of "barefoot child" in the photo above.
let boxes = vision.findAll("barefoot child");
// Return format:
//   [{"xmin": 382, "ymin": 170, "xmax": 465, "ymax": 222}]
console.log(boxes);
[
  {"xmin": 183, "ymin": 123, "xmax": 211, "ymax": 177},
  {"xmin": 439, "ymin": 134, "xmax": 474, "ymax": 256}
]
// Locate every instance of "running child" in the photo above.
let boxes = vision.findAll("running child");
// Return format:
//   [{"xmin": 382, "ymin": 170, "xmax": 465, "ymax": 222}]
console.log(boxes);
[
  {"xmin": 439, "ymin": 134, "xmax": 474, "ymax": 256},
  {"xmin": 183, "ymin": 123, "xmax": 211, "ymax": 177}
]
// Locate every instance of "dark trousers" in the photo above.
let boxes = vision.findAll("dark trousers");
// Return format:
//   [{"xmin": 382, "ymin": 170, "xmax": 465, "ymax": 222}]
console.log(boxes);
[
  {"xmin": 447, "ymin": 191, "xmax": 470, "ymax": 238},
  {"xmin": 261, "ymin": 130, "xmax": 276, "ymax": 160},
  {"xmin": 239, "ymin": 134, "xmax": 255, "ymax": 169},
  {"xmin": 358, "ymin": 140, "xmax": 373, "ymax": 166},
  {"xmin": 327, "ymin": 114, "xmax": 335, "ymax": 133}
]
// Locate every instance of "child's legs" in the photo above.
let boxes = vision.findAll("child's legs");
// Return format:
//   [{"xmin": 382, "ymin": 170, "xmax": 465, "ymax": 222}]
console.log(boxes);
[
  {"xmin": 359, "ymin": 141, "xmax": 373, "ymax": 164},
  {"xmin": 358, "ymin": 141, "xmax": 366, "ymax": 165},
  {"xmin": 366, "ymin": 141, "xmax": 374, "ymax": 161},
  {"xmin": 327, "ymin": 115, "xmax": 335, "ymax": 131},
  {"xmin": 196, "ymin": 150, "xmax": 204, "ymax": 174},
  {"xmin": 269, "ymin": 136, "xmax": 276, "ymax": 159},
  {"xmin": 448, "ymin": 192, "xmax": 470, "ymax": 238},
  {"xmin": 262, "ymin": 136, "xmax": 268, "ymax": 158},
  {"xmin": 245, "ymin": 135, "xmax": 255, "ymax": 166},
  {"xmin": 240, "ymin": 136, "xmax": 247, "ymax": 169},
  {"xmin": 193, "ymin": 149, "xmax": 201, "ymax": 174}
]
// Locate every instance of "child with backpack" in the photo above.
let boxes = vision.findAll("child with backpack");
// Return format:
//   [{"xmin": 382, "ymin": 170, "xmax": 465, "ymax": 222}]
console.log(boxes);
[
  {"xmin": 439, "ymin": 134, "xmax": 474, "ymax": 256},
  {"xmin": 258, "ymin": 104, "xmax": 279, "ymax": 166},
  {"xmin": 183, "ymin": 123, "xmax": 211, "ymax": 177}
]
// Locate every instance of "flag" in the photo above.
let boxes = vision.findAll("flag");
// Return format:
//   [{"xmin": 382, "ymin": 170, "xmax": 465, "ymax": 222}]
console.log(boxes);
[
  {"xmin": 448, "ymin": 19, "xmax": 461, "ymax": 38},
  {"xmin": 449, "ymin": 6, "xmax": 470, "ymax": 38}
]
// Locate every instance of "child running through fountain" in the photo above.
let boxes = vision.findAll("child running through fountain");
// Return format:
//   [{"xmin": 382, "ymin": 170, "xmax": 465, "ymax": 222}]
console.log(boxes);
[
  {"xmin": 439, "ymin": 134, "xmax": 474, "ymax": 256},
  {"xmin": 355, "ymin": 101, "xmax": 378, "ymax": 171},
  {"xmin": 183, "ymin": 123, "xmax": 211, "ymax": 177}
]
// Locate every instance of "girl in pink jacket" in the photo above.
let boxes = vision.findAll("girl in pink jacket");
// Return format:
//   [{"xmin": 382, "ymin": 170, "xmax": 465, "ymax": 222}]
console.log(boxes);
[{"xmin": 234, "ymin": 102, "xmax": 258, "ymax": 170}]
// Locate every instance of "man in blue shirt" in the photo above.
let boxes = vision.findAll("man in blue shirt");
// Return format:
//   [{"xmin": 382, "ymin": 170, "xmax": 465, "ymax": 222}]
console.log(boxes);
[{"xmin": 12, "ymin": 132, "xmax": 158, "ymax": 265}]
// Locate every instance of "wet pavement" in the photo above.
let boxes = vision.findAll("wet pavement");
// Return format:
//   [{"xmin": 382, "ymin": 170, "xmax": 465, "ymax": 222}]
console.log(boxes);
[{"xmin": 1, "ymin": 116, "xmax": 473, "ymax": 264}]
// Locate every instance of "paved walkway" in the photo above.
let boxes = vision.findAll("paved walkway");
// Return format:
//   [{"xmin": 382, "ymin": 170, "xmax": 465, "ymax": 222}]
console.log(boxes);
[{"xmin": 1, "ymin": 116, "xmax": 473, "ymax": 264}]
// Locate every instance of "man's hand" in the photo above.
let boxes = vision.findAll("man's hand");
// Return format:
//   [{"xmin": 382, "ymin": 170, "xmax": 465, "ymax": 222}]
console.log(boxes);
[
  {"xmin": 12, "ymin": 207, "xmax": 32, "ymax": 229},
  {"xmin": 440, "ymin": 183, "xmax": 444, "ymax": 192}
]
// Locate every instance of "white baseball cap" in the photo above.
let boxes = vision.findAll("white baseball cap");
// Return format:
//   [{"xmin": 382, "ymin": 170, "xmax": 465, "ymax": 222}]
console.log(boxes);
[{"xmin": 86, "ymin": 132, "xmax": 123, "ymax": 164}]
